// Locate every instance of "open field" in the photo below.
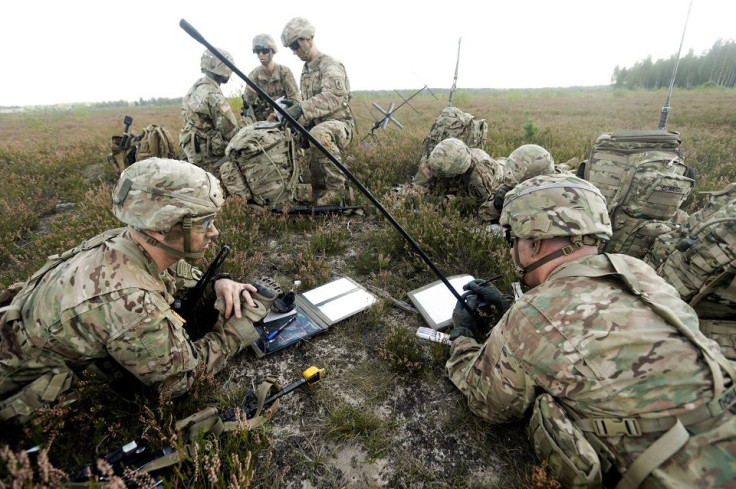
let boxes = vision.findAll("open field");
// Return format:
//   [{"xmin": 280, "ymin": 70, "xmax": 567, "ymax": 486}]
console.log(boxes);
[{"xmin": 1, "ymin": 87, "xmax": 735, "ymax": 487}]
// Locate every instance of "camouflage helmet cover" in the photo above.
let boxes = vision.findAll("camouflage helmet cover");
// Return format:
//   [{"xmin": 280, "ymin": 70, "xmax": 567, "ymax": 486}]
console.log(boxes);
[
  {"xmin": 504, "ymin": 144, "xmax": 555, "ymax": 186},
  {"xmin": 281, "ymin": 17, "xmax": 316, "ymax": 47},
  {"xmin": 113, "ymin": 158, "xmax": 224, "ymax": 232},
  {"xmin": 500, "ymin": 173, "xmax": 612, "ymax": 241},
  {"xmin": 428, "ymin": 137, "xmax": 472, "ymax": 177},
  {"xmin": 253, "ymin": 34, "xmax": 278, "ymax": 53},
  {"xmin": 201, "ymin": 48, "xmax": 234, "ymax": 78}
]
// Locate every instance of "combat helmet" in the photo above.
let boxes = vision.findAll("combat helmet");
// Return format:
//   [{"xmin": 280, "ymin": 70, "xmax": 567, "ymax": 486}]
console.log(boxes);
[
  {"xmin": 428, "ymin": 138, "xmax": 472, "ymax": 177},
  {"xmin": 113, "ymin": 157, "xmax": 224, "ymax": 259},
  {"xmin": 253, "ymin": 34, "xmax": 278, "ymax": 53},
  {"xmin": 281, "ymin": 17, "xmax": 316, "ymax": 47},
  {"xmin": 201, "ymin": 48, "xmax": 234, "ymax": 78},
  {"xmin": 504, "ymin": 144, "xmax": 554, "ymax": 186},
  {"xmin": 500, "ymin": 173, "xmax": 611, "ymax": 275}
]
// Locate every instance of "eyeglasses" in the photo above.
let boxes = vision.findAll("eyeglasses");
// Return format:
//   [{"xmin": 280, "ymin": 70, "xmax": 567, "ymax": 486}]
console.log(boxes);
[
  {"xmin": 253, "ymin": 47, "xmax": 271, "ymax": 55},
  {"xmin": 191, "ymin": 215, "xmax": 216, "ymax": 232},
  {"xmin": 288, "ymin": 39, "xmax": 303, "ymax": 51}
]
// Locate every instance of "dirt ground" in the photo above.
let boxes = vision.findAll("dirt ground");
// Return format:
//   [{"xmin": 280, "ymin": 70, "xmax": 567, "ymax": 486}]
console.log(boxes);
[{"xmin": 215, "ymin": 213, "xmax": 537, "ymax": 488}]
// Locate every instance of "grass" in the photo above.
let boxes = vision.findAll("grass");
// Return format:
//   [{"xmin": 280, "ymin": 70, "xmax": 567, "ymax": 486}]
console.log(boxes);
[{"xmin": 1, "ymin": 87, "xmax": 735, "ymax": 487}]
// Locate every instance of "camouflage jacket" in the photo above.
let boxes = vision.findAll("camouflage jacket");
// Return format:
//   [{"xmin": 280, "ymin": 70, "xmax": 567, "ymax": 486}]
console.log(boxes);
[
  {"xmin": 0, "ymin": 229, "xmax": 255, "ymax": 401},
  {"xmin": 299, "ymin": 52, "xmax": 355, "ymax": 132},
  {"xmin": 245, "ymin": 63, "xmax": 301, "ymax": 122},
  {"xmin": 180, "ymin": 76, "xmax": 240, "ymax": 166},
  {"xmin": 447, "ymin": 253, "xmax": 736, "ymax": 487},
  {"xmin": 420, "ymin": 148, "xmax": 504, "ymax": 204}
]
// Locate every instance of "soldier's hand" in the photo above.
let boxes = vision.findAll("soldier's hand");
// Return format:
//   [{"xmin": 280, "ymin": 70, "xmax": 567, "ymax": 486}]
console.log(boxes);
[
  {"xmin": 450, "ymin": 294, "xmax": 480, "ymax": 340},
  {"xmin": 463, "ymin": 279, "xmax": 514, "ymax": 313},
  {"xmin": 214, "ymin": 279, "xmax": 256, "ymax": 319},
  {"xmin": 280, "ymin": 103, "xmax": 303, "ymax": 128}
]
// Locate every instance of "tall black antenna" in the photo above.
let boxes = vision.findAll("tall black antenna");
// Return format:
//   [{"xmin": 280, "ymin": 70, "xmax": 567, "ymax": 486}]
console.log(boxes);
[
  {"xmin": 659, "ymin": 0, "xmax": 693, "ymax": 130},
  {"xmin": 448, "ymin": 38, "xmax": 462, "ymax": 107}
]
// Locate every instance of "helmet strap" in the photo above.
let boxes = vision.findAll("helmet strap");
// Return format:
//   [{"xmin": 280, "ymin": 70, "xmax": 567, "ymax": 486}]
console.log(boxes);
[
  {"xmin": 136, "ymin": 226, "xmax": 207, "ymax": 261},
  {"xmin": 516, "ymin": 235, "xmax": 601, "ymax": 276}
]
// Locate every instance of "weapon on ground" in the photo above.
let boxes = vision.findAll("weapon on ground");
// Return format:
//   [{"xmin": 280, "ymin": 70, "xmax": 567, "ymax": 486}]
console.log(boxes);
[
  {"xmin": 172, "ymin": 244, "xmax": 230, "ymax": 332},
  {"xmin": 448, "ymin": 37, "xmax": 462, "ymax": 107},
  {"xmin": 119, "ymin": 115, "xmax": 134, "ymax": 150},
  {"xmin": 179, "ymin": 19, "xmax": 480, "ymax": 322},
  {"xmin": 272, "ymin": 204, "xmax": 362, "ymax": 215},
  {"xmin": 658, "ymin": 0, "xmax": 693, "ymax": 130},
  {"xmin": 70, "ymin": 366, "xmax": 324, "ymax": 485}
]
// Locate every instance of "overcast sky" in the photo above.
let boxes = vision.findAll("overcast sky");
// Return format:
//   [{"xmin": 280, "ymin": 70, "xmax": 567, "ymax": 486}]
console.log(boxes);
[{"xmin": 2, "ymin": 0, "xmax": 733, "ymax": 107}]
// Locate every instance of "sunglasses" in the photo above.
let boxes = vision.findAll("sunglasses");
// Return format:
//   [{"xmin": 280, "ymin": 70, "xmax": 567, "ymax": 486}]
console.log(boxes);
[
  {"xmin": 288, "ymin": 39, "xmax": 302, "ymax": 51},
  {"xmin": 504, "ymin": 227, "xmax": 516, "ymax": 247},
  {"xmin": 253, "ymin": 47, "xmax": 271, "ymax": 55},
  {"xmin": 191, "ymin": 215, "xmax": 216, "ymax": 232}
]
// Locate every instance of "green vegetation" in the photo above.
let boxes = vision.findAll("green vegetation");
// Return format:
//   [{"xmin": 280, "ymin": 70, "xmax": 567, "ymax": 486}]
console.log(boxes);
[{"xmin": 1, "ymin": 88, "xmax": 734, "ymax": 487}]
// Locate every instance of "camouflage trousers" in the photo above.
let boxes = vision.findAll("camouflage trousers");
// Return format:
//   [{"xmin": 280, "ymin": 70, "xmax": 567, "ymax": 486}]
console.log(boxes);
[{"xmin": 308, "ymin": 120, "xmax": 352, "ymax": 192}]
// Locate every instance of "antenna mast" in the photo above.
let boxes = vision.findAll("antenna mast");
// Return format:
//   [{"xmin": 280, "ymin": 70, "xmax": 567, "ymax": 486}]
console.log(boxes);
[
  {"xmin": 659, "ymin": 0, "xmax": 693, "ymax": 130},
  {"xmin": 448, "ymin": 37, "xmax": 462, "ymax": 107}
]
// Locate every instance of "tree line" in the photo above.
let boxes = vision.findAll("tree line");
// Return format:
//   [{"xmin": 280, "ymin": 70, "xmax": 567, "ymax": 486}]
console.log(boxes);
[{"xmin": 612, "ymin": 39, "xmax": 736, "ymax": 89}]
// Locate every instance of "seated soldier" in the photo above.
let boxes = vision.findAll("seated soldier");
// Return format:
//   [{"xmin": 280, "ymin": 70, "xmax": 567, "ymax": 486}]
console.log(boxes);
[
  {"xmin": 446, "ymin": 173, "xmax": 736, "ymax": 488},
  {"xmin": 0, "ymin": 158, "xmax": 272, "ymax": 424}
]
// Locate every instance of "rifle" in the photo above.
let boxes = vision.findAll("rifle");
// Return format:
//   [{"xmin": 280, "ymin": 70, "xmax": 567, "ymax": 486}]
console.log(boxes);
[
  {"xmin": 172, "ymin": 244, "xmax": 230, "ymax": 336},
  {"xmin": 273, "ymin": 204, "xmax": 362, "ymax": 215},
  {"xmin": 69, "ymin": 366, "xmax": 324, "ymax": 485}
]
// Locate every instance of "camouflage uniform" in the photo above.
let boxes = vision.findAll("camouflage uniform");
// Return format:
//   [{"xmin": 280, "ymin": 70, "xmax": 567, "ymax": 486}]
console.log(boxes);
[
  {"xmin": 245, "ymin": 64, "xmax": 300, "ymax": 122},
  {"xmin": 0, "ymin": 159, "xmax": 260, "ymax": 423},
  {"xmin": 297, "ymin": 51, "xmax": 355, "ymax": 194},
  {"xmin": 180, "ymin": 76, "xmax": 239, "ymax": 174},
  {"xmin": 447, "ymin": 174, "xmax": 736, "ymax": 488}
]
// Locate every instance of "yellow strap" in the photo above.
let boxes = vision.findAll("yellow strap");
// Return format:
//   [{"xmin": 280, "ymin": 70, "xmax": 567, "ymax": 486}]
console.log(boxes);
[{"xmin": 615, "ymin": 420, "xmax": 689, "ymax": 489}]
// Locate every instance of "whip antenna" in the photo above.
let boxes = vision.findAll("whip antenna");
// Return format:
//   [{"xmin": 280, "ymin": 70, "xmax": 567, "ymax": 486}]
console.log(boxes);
[{"xmin": 659, "ymin": 0, "xmax": 693, "ymax": 130}]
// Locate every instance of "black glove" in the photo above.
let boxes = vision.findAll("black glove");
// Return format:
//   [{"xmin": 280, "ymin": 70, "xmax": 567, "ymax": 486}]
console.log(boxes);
[
  {"xmin": 280, "ymin": 103, "xmax": 303, "ymax": 127},
  {"xmin": 450, "ymin": 294, "xmax": 480, "ymax": 340},
  {"xmin": 493, "ymin": 184, "xmax": 512, "ymax": 211},
  {"xmin": 463, "ymin": 279, "xmax": 514, "ymax": 313}
]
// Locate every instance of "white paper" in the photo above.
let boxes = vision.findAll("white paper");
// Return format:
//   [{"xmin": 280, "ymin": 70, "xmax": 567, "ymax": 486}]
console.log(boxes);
[
  {"xmin": 263, "ymin": 308, "xmax": 297, "ymax": 323},
  {"xmin": 412, "ymin": 275, "xmax": 474, "ymax": 325}
]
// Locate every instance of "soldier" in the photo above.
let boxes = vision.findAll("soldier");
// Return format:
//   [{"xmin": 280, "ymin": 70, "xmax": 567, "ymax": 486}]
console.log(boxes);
[
  {"xmin": 0, "ymin": 158, "xmax": 267, "ymax": 424},
  {"xmin": 413, "ymin": 137, "xmax": 504, "ymax": 207},
  {"xmin": 243, "ymin": 34, "xmax": 301, "ymax": 124},
  {"xmin": 446, "ymin": 173, "xmax": 736, "ymax": 488},
  {"xmin": 280, "ymin": 17, "xmax": 355, "ymax": 205},
  {"xmin": 180, "ymin": 48, "xmax": 240, "ymax": 176},
  {"xmin": 478, "ymin": 143, "xmax": 555, "ymax": 223}
]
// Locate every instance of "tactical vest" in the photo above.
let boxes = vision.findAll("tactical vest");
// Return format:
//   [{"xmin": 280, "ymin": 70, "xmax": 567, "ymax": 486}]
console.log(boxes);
[
  {"xmin": 222, "ymin": 123, "xmax": 300, "ymax": 208},
  {"xmin": 528, "ymin": 254, "xmax": 736, "ymax": 489},
  {"xmin": 583, "ymin": 130, "xmax": 694, "ymax": 258}
]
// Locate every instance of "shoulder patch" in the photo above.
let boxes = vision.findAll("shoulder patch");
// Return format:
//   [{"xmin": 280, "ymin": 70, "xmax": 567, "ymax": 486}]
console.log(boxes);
[
  {"xmin": 334, "ymin": 79, "xmax": 344, "ymax": 90},
  {"xmin": 220, "ymin": 102, "xmax": 232, "ymax": 114}
]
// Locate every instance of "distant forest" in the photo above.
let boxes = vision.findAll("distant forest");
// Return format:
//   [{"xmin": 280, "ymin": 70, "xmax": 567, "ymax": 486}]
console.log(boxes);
[{"xmin": 612, "ymin": 39, "xmax": 736, "ymax": 89}]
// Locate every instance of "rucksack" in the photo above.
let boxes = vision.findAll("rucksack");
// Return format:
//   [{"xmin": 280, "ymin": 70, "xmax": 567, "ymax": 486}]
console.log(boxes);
[
  {"xmin": 644, "ymin": 184, "xmax": 736, "ymax": 358},
  {"xmin": 583, "ymin": 130, "xmax": 694, "ymax": 258},
  {"xmin": 421, "ymin": 106, "xmax": 488, "ymax": 162},
  {"xmin": 108, "ymin": 123, "xmax": 178, "ymax": 172},
  {"xmin": 222, "ymin": 122, "xmax": 300, "ymax": 208}
]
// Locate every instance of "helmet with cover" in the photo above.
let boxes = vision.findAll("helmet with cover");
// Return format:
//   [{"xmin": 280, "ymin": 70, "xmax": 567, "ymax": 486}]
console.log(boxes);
[
  {"xmin": 427, "ymin": 137, "xmax": 472, "ymax": 177},
  {"xmin": 500, "ymin": 173, "xmax": 611, "ymax": 242},
  {"xmin": 504, "ymin": 144, "xmax": 554, "ymax": 186},
  {"xmin": 253, "ymin": 34, "xmax": 278, "ymax": 53},
  {"xmin": 112, "ymin": 157, "xmax": 224, "ymax": 258},
  {"xmin": 200, "ymin": 48, "xmax": 234, "ymax": 78},
  {"xmin": 281, "ymin": 17, "xmax": 316, "ymax": 47}
]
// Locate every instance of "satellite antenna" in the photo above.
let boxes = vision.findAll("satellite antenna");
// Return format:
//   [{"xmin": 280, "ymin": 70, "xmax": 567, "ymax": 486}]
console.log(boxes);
[{"xmin": 361, "ymin": 86, "xmax": 427, "ymax": 143}]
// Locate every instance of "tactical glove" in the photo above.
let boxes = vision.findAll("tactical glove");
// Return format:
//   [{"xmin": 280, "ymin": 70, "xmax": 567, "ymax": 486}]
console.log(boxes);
[
  {"xmin": 493, "ymin": 184, "xmax": 513, "ymax": 211},
  {"xmin": 450, "ymin": 294, "xmax": 480, "ymax": 340},
  {"xmin": 280, "ymin": 103, "xmax": 303, "ymax": 127},
  {"xmin": 463, "ymin": 279, "xmax": 514, "ymax": 313}
]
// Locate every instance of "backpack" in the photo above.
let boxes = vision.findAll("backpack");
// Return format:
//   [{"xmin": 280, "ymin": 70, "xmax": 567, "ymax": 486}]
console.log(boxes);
[
  {"xmin": 107, "ymin": 124, "xmax": 178, "ymax": 172},
  {"xmin": 222, "ymin": 122, "xmax": 300, "ymax": 208},
  {"xmin": 644, "ymin": 184, "xmax": 736, "ymax": 358},
  {"xmin": 421, "ymin": 106, "xmax": 488, "ymax": 162},
  {"xmin": 583, "ymin": 130, "xmax": 694, "ymax": 258}
]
